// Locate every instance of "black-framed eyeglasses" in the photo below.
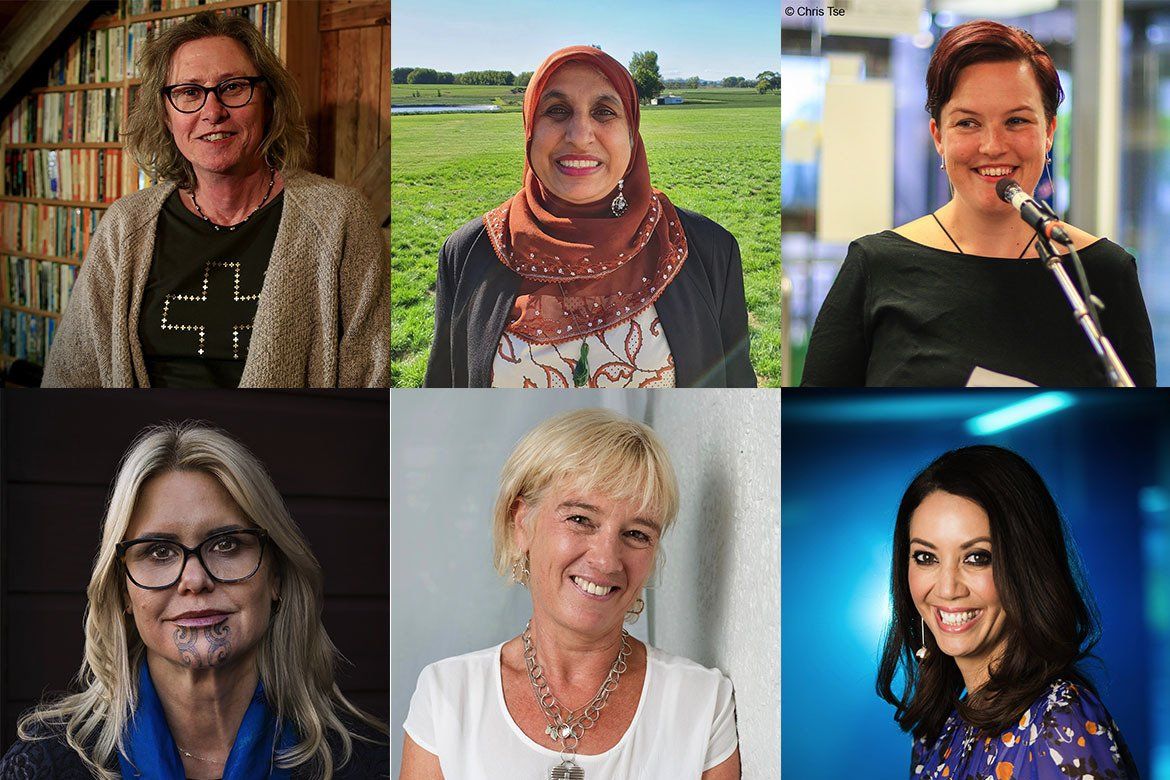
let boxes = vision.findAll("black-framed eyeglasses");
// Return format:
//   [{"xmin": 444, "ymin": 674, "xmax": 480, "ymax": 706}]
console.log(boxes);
[
  {"xmin": 161, "ymin": 76, "xmax": 266, "ymax": 113},
  {"xmin": 116, "ymin": 529, "xmax": 269, "ymax": 590}
]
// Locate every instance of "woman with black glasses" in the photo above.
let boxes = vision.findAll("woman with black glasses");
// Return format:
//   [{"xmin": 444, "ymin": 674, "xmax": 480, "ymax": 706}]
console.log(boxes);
[
  {"xmin": 0, "ymin": 422, "xmax": 388, "ymax": 779},
  {"xmin": 42, "ymin": 12, "xmax": 389, "ymax": 388}
]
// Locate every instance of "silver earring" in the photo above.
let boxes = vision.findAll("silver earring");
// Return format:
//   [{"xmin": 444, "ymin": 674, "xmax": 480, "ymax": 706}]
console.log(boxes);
[
  {"xmin": 624, "ymin": 596, "xmax": 645, "ymax": 624},
  {"xmin": 939, "ymin": 157, "xmax": 945, "ymax": 171},
  {"xmin": 511, "ymin": 553, "xmax": 530, "ymax": 586},
  {"xmin": 916, "ymin": 616, "xmax": 928, "ymax": 660},
  {"xmin": 610, "ymin": 178, "xmax": 628, "ymax": 217}
]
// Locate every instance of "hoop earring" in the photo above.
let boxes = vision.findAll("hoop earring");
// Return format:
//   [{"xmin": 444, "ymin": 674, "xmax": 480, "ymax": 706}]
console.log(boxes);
[
  {"xmin": 511, "ymin": 553, "xmax": 530, "ymax": 587},
  {"xmin": 916, "ymin": 616, "xmax": 928, "ymax": 661},
  {"xmin": 610, "ymin": 179, "xmax": 628, "ymax": 217},
  {"xmin": 624, "ymin": 596, "xmax": 645, "ymax": 624}
]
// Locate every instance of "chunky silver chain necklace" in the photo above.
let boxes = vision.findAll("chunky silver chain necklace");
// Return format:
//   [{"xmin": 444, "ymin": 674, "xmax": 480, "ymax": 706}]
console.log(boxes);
[
  {"xmin": 522, "ymin": 620, "xmax": 630, "ymax": 780},
  {"xmin": 188, "ymin": 166, "xmax": 277, "ymax": 232}
]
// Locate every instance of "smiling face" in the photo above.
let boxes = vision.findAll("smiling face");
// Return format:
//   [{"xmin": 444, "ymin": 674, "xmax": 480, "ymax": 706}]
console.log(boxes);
[
  {"xmin": 123, "ymin": 470, "xmax": 278, "ymax": 672},
  {"xmin": 528, "ymin": 62, "xmax": 633, "ymax": 205},
  {"xmin": 165, "ymin": 36, "xmax": 269, "ymax": 182},
  {"xmin": 907, "ymin": 490, "xmax": 1008, "ymax": 691},
  {"xmin": 931, "ymin": 59, "xmax": 1055, "ymax": 216},
  {"xmin": 513, "ymin": 480, "xmax": 658, "ymax": 639}
]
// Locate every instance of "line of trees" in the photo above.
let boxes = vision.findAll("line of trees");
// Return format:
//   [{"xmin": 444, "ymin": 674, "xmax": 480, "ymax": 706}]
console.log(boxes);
[{"xmin": 391, "ymin": 67, "xmax": 520, "ymax": 86}]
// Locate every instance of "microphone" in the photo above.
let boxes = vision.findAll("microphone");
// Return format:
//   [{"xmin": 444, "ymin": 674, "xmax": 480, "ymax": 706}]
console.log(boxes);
[{"xmin": 995, "ymin": 178, "xmax": 1071, "ymax": 245}]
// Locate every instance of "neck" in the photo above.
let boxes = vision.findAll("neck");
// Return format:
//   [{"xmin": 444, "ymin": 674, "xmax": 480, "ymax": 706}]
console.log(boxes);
[
  {"xmin": 937, "ymin": 198, "xmax": 1038, "ymax": 258},
  {"xmin": 187, "ymin": 164, "xmax": 278, "ymax": 226},
  {"xmin": 147, "ymin": 651, "xmax": 259, "ymax": 764},
  {"xmin": 526, "ymin": 613, "xmax": 626, "ymax": 706}
]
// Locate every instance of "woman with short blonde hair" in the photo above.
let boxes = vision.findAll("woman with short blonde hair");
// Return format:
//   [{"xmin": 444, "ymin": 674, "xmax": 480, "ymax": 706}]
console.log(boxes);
[
  {"xmin": 0, "ymin": 422, "xmax": 388, "ymax": 778},
  {"xmin": 402, "ymin": 408, "xmax": 740, "ymax": 779}
]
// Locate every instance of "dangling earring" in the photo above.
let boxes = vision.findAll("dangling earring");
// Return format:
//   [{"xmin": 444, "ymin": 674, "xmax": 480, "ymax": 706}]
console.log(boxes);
[
  {"xmin": 624, "ymin": 596, "xmax": 645, "ymax": 624},
  {"xmin": 916, "ymin": 616, "xmax": 929, "ymax": 661},
  {"xmin": 939, "ymin": 156, "xmax": 945, "ymax": 171},
  {"xmin": 511, "ymin": 552, "xmax": 530, "ymax": 587},
  {"xmin": 610, "ymin": 178, "xmax": 628, "ymax": 217}
]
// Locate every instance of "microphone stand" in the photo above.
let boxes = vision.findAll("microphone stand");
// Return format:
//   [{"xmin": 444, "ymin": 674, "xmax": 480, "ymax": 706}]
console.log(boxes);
[{"xmin": 1030, "ymin": 202, "xmax": 1135, "ymax": 387}]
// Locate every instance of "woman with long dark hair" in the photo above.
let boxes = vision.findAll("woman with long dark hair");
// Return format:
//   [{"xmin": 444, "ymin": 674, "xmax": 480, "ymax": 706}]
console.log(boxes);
[{"xmin": 877, "ymin": 446, "xmax": 1138, "ymax": 778}]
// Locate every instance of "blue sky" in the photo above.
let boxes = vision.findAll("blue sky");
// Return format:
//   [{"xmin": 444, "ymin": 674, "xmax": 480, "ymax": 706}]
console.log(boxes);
[{"xmin": 390, "ymin": 0, "xmax": 779, "ymax": 81}]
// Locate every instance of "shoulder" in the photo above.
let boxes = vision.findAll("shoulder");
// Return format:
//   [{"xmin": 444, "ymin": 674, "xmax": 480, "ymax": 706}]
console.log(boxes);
[
  {"xmin": 281, "ymin": 170, "xmax": 378, "ymax": 230},
  {"xmin": 646, "ymin": 646, "xmax": 733, "ymax": 695},
  {"xmin": 100, "ymin": 181, "xmax": 176, "ymax": 232},
  {"xmin": 442, "ymin": 216, "xmax": 492, "ymax": 257},
  {"xmin": 415, "ymin": 645, "xmax": 500, "ymax": 690},
  {"xmin": 1, "ymin": 723, "xmax": 95, "ymax": 779},
  {"xmin": 1076, "ymin": 237, "xmax": 1137, "ymax": 270},
  {"xmin": 1016, "ymin": 680, "xmax": 1133, "ymax": 773},
  {"xmin": 674, "ymin": 207, "xmax": 736, "ymax": 250},
  {"xmin": 325, "ymin": 718, "xmax": 390, "ymax": 780}
]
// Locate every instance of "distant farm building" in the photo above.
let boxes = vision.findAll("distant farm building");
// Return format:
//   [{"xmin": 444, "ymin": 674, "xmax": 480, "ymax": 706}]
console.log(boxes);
[{"xmin": 651, "ymin": 95, "xmax": 684, "ymax": 105}]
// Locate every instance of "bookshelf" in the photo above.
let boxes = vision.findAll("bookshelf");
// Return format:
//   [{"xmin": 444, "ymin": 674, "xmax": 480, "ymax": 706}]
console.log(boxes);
[{"xmin": 0, "ymin": 0, "xmax": 322, "ymax": 371}]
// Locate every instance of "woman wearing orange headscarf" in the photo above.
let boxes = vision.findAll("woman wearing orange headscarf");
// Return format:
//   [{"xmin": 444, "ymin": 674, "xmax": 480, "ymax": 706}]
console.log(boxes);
[{"xmin": 423, "ymin": 46, "xmax": 755, "ymax": 388}]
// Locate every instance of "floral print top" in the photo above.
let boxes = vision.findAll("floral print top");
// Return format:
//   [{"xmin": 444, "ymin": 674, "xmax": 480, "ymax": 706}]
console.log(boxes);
[{"xmin": 912, "ymin": 680, "xmax": 1137, "ymax": 780}]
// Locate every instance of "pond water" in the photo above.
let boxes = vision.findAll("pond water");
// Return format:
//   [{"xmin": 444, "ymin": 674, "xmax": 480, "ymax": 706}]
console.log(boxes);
[{"xmin": 391, "ymin": 104, "xmax": 501, "ymax": 115}]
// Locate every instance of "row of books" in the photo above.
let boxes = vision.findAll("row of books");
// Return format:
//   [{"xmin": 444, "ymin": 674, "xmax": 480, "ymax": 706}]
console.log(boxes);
[
  {"xmin": 122, "ymin": 0, "xmax": 227, "ymax": 14},
  {"xmin": 126, "ymin": 4, "xmax": 282, "ymax": 78},
  {"xmin": 45, "ymin": 27, "xmax": 125, "ymax": 86},
  {"xmin": 4, "ymin": 257, "xmax": 79, "ymax": 315},
  {"xmin": 2, "ymin": 89, "xmax": 122, "ymax": 144},
  {"xmin": 1, "ymin": 203, "xmax": 102, "ymax": 260},
  {"xmin": 4, "ymin": 149, "xmax": 126, "ymax": 204},
  {"xmin": 1, "ymin": 309, "xmax": 55, "ymax": 366}
]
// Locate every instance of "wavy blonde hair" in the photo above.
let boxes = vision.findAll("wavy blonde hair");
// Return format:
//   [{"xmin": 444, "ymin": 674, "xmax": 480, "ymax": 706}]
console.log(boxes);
[
  {"xmin": 491, "ymin": 408, "xmax": 680, "ymax": 580},
  {"xmin": 17, "ymin": 422, "xmax": 385, "ymax": 779},
  {"xmin": 122, "ymin": 11, "xmax": 309, "ymax": 188}
]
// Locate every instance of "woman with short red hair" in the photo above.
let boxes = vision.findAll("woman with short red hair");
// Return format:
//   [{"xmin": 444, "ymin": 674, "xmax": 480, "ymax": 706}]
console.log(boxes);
[{"xmin": 803, "ymin": 20, "xmax": 1155, "ymax": 387}]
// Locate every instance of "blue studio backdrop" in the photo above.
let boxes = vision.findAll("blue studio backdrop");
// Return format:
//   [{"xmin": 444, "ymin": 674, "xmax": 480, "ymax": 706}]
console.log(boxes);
[{"xmin": 781, "ymin": 390, "xmax": 1170, "ymax": 780}]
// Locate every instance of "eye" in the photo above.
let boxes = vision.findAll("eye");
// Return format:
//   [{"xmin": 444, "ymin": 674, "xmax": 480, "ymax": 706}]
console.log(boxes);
[
  {"xmin": 593, "ymin": 106, "xmax": 617, "ymax": 118},
  {"xmin": 175, "ymin": 86, "xmax": 203, "ymax": 99},
  {"xmin": 545, "ymin": 104, "xmax": 570, "ymax": 117},
  {"xmin": 210, "ymin": 536, "xmax": 240, "ymax": 553},
  {"xmin": 955, "ymin": 118, "xmax": 977, "ymax": 128},
  {"xmin": 911, "ymin": 550, "xmax": 936, "ymax": 565},
  {"xmin": 220, "ymin": 80, "xmax": 247, "ymax": 95},
  {"xmin": 964, "ymin": 550, "xmax": 992, "ymax": 566},
  {"xmin": 566, "ymin": 514, "xmax": 592, "ymax": 527},
  {"xmin": 146, "ymin": 543, "xmax": 178, "ymax": 562},
  {"xmin": 623, "ymin": 529, "xmax": 654, "ymax": 547}
]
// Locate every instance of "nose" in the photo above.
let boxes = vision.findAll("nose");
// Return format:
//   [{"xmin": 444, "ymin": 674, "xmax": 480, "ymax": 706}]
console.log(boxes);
[
  {"xmin": 562, "ymin": 112, "xmax": 595, "ymax": 147},
  {"xmin": 979, "ymin": 125, "xmax": 1007, "ymax": 157},
  {"xmin": 175, "ymin": 552, "xmax": 215, "ymax": 595},
  {"xmin": 199, "ymin": 91, "xmax": 231, "ymax": 122},
  {"xmin": 585, "ymin": 531, "xmax": 623, "ymax": 575},
  {"xmin": 935, "ymin": 561, "xmax": 969, "ymax": 600}
]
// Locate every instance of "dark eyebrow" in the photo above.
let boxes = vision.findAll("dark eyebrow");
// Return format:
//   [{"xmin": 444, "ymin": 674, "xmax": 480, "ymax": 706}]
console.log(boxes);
[
  {"xmin": 951, "ymin": 105, "xmax": 1037, "ymax": 116},
  {"xmin": 909, "ymin": 536, "xmax": 992, "ymax": 549},
  {"xmin": 539, "ymin": 90, "xmax": 622, "ymax": 106},
  {"xmin": 129, "ymin": 523, "xmax": 249, "ymax": 542},
  {"xmin": 558, "ymin": 501, "xmax": 660, "ymax": 532}
]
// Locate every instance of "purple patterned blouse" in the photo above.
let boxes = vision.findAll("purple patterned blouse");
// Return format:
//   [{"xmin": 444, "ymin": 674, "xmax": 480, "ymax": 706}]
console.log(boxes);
[{"xmin": 911, "ymin": 680, "xmax": 1137, "ymax": 780}]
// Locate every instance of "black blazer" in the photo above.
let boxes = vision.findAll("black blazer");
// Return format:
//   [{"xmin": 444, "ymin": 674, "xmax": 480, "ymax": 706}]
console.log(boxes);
[
  {"xmin": 423, "ymin": 208, "xmax": 757, "ymax": 387},
  {"xmin": 0, "ymin": 720, "xmax": 390, "ymax": 779}
]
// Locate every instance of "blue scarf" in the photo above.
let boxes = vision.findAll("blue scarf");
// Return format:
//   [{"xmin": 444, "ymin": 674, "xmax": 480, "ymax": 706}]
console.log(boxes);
[{"xmin": 119, "ymin": 660, "xmax": 297, "ymax": 779}]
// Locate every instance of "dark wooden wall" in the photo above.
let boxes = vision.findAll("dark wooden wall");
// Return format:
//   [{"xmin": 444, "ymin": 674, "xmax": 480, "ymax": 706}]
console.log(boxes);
[{"xmin": 0, "ymin": 389, "xmax": 388, "ymax": 748}]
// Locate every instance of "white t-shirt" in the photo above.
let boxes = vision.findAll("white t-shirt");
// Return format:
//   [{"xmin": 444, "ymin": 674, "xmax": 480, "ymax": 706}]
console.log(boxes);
[{"xmin": 404, "ymin": 643, "xmax": 738, "ymax": 779}]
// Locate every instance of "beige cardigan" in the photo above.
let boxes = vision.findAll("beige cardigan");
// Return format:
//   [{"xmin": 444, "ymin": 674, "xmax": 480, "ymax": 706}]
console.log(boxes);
[{"xmin": 42, "ymin": 170, "xmax": 389, "ymax": 387}]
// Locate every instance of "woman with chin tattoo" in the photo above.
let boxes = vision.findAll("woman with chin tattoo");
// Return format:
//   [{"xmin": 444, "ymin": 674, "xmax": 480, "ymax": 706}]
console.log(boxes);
[
  {"xmin": 42, "ymin": 11, "xmax": 389, "ymax": 389},
  {"xmin": 423, "ymin": 46, "xmax": 755, "ymax": 388},
  {"xmin": 878, "ymin": 446, "xmax": 1138, "ymax": 779},
  {"xmin": 0, "ymin": 422, "xmax": 388, "ymax": 779}
]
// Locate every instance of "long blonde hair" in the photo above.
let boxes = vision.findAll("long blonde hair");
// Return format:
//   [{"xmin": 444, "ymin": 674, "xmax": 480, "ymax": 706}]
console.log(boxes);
[
  {"xmin": 122, "ymin": 11, "xmax": 310, "ymax": 188},
  {"xmin": 17, "ymin": 422, "xmax": 385, "ymax": 778}
]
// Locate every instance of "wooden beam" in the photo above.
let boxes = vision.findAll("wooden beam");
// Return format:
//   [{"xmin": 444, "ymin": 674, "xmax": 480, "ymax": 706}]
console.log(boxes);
[
  {"xmin": 319, "ymin": 0, "xmax": 387, "ymax": 32},
  {"xmin": 353, "ymin": 137, "xmax": 388, "ymax": 227},
  {"xmin": 0, "ymin": 1, "xmax": 88, "ymax": 100}
]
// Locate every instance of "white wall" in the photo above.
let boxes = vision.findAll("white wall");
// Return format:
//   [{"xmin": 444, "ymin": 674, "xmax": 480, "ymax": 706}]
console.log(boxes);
[
  {"xmin": 648, "ymin": 390, "xmax": 781, "ymax": 779},
  {"xmin": 390, "ymin": 390, "xmax": 780, "ymax": 776}
]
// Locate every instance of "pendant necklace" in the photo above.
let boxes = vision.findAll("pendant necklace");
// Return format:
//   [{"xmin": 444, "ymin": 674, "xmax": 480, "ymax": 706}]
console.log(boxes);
[
  {"xmin": 189, "ymin": 166, "xmax": 277, "ymax": 232},
  {"xmin": 556, "ymin": 283, "xmax": 590, "ymax": 387},
  {"xmin": 522, "ymin": 620, "xmax": 631, "ymax": 780}
]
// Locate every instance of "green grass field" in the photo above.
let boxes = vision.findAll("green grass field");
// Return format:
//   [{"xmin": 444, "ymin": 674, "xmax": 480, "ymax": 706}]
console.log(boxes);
[
  {"xmin": 390, "ymin": 84, "xmax": 779, "ymax": 111},
  {"xmin": 391, "ymin": 89, "xmax": 780, "ymax": 387}
]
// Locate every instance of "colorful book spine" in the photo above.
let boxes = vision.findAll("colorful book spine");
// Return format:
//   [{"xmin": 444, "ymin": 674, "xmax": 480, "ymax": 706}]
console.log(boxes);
[
  {"xmin": 46, "ymin": 27, "xmax": 125, "ymax": 86},
  {"xmin": 1, "ymin": 203, "xmax": 102, "ymax": 259},
  {"xmin": 1, "ymin": 309, "xmax": 56, "ymax": 365},
  {"xmin": 4, "ymin": 149, "xmax": 123, "ymax": 203},
  {"xmin": 1, "ymin": 89, "xmax": 122, "ymax": 144},
  {"xmin": 3, "ymin": 257, "xmax": 79, "ymax": 314},
  {"xmin": 126, "ymin": 3, "xmax": 281, "ymax": 77}
]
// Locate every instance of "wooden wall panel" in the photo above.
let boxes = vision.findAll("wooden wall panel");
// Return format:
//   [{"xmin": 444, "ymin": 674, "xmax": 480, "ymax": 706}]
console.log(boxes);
[{"xmin": 0, "ymin": 390, "xmax": 389, "ymax": 747}]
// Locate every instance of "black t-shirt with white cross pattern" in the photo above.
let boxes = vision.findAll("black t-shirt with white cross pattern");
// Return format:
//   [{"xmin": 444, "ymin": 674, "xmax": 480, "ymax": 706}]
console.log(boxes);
[{"xmin": 139, "ymin": 187, "xmax": 283, "ymax": 387}]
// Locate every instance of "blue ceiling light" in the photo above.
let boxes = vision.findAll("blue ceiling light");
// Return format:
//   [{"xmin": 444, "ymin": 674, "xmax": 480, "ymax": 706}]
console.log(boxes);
[{"xmin": 965, "ymin": 392, "xmax": 1075, "ymax": 436}]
